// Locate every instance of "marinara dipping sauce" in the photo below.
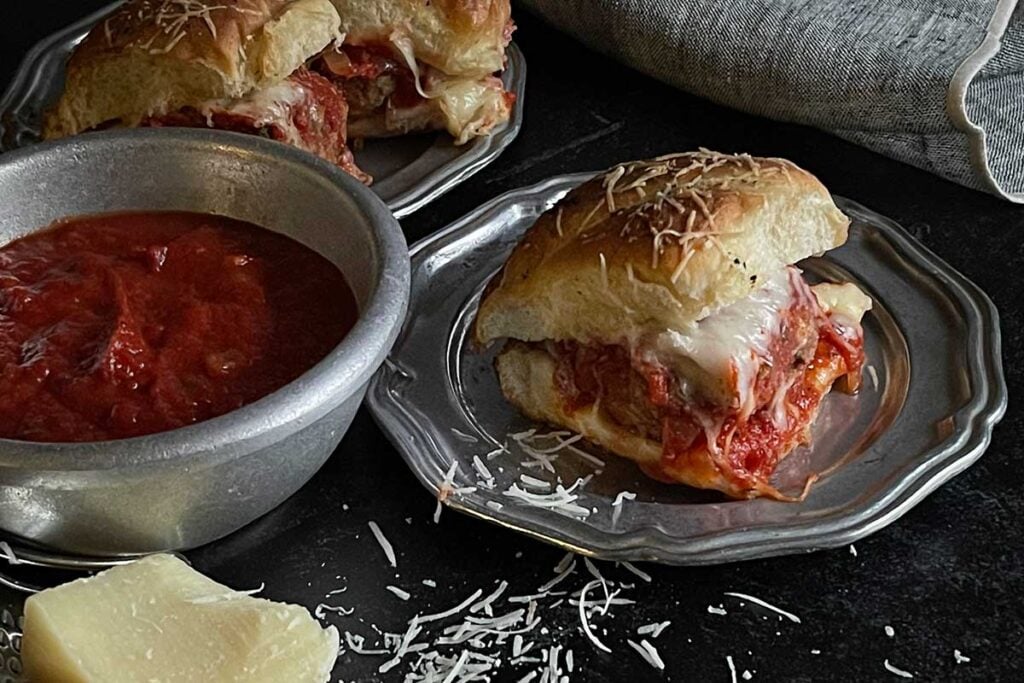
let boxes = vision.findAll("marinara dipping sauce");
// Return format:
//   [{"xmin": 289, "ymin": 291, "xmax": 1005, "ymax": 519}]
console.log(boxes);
[{"xmin": 0, "ymin": 212, "xmax": 358, "ymax": 442}]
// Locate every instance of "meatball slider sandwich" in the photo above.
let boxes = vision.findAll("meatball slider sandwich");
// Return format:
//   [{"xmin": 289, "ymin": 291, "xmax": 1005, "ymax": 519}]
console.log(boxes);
[
  {"xmin": 45, "ymin": 0, "xmax": 368, "ymax": 181},
  {"xmin": 473, "ymin": 150, "xmax": 871, "ymax": 500},
  {"xmin": 314, "ymin": 0, "xmax": 515, "ymax": 143}
]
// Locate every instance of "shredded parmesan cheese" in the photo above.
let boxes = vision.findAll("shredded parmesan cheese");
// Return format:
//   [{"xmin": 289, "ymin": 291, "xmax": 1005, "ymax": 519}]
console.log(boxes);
[
  {"xmin": 435, "ymin": 461, "xmax": 459, "ymax": 523},
  {"xmin": 315, "ymin": 603, "xmax": 354, "ymax": 620},
  {"xmin": 603, "ymin": 165, "xmax": 626, "ymax": 212},
  {"xmin": 637, "ymin": 621, "xmax": 671, "ymax": 638},
  {"xmin": 577, "ymin": 579, "xmax": 612, "ymax": 653},
  {"xmin": 627, "ymin": 638, "xmax": 665, "ymax": 670},
  {"xmin": 611, "ymin": 491, "xmax": 637, "ymax": 526},
  {"xmin": 416, "ymin": 589, "xmax": 484, "ymax": 624},
  {"xmin": 723, "ymin": 592, "xmax": 801, "ymax": 623},
  {"xmin": 472, "ymin": 455, "xmax": 494, "ymax": 483},
  {"xmin": 867, "ymin": 364, "xmax": 879, "ymax": 390},
  {"xmin": 0, "ymin": 542, "xmax": 21, "ymax": 566},
  {"xmin": 386, "ymin": 586, "xmax": 411, "ymax": 601},
  {"xmin": 367, "ymin": 521, "xmax": 397, "ymax": 568},
  {"xmin": 884, "ymin": 659, "xmax": 914, "ymax": 678},
  {"xmin": 451, "ymin": 428, "xmax": 478, "ymax": 443},
  {"xmin": 621, "ymin": 561, "xmax": 651, "ymax": 583}
]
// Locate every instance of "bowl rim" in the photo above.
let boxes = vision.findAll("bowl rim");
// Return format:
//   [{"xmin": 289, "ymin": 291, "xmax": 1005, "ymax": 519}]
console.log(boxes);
[{"xmin": 0, "ymin": 128, "xmax": 410, "ymax": 469}]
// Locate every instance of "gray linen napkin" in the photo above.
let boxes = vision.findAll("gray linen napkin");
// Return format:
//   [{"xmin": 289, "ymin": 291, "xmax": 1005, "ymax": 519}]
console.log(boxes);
[{"xmin": 519, "ymin": 0, "xmax": 1023, "ymax": 203}]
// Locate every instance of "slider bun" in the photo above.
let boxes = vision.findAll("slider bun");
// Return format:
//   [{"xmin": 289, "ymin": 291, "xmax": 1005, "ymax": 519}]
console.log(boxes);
[
  {"xmin": 45, "ymin": 0, "xmax": 341, "ymax": 138},
  {"xmin": 496, "ymin": 343, "xmax": 737, "ymax": 494},
  {"xmin": 475, "ymin": 150, "xmax": 850, "ymax": 346},
  {"xmin": 329, "ymin": 0, "xmax": 511, "ymax": 77}
]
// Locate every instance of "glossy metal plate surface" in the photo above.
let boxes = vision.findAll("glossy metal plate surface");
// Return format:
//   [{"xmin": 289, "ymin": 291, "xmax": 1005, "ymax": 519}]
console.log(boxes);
[
  {"xmin": 0, "ymin": 2, "xmax": 526, "ymax": 218},
  {"xmin": 366, "ymin": 172, "xmax": 1007, "ymax": 565}
]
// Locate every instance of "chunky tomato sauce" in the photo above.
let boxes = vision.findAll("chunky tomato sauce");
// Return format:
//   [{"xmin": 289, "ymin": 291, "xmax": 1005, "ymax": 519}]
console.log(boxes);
[
  {"xmin": 143, "ymin": 69, "xmax": 367, "ymax": 183},
  {"xmin": 316, "ymin": 45, "xmax": 425, "ymax": 116},
  {"xmin": 549, "ymin": 308, "xmax": 863, "ymax": 491},
  {"xmin": 0, "ymin": 212, "xmax": 357, "ymax": 442}
]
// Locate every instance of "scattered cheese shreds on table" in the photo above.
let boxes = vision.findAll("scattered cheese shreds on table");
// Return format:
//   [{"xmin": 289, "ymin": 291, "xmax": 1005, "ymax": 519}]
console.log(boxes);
[
  {"xmin": 578, "ymin": 579, "xmax": 613, "ymax": 653},
  {"xmin": 322, "ymin": 421, "xmax": 961, "ymax": 682},
  {"xmin": 723, "ymin": 592, "xmax": 801, "ymax": 624},
  {"xmin": 387, "ymin": 585, "xmax": 412, "ymax": 601},
  {"xmin": 367, "ymin": 521, "xmax": 397, "ymax": 569},
  {"xmin": 884, "ymin": 659, "xmax": 914, "ymax": 678},
  {"xmin": 637, "ymin": 621, "xmax": 671, "ymax": 638},
  {"xmin": 626, "ymin": 639, "xmax": 665, "ymax": 670},
  {"xmin": 327, "ymin": 552, "xmax": 685, "ymax": 681},
  {"xmin": 315, "ymin": 603, "xmax": 353, "ymax": 620}
]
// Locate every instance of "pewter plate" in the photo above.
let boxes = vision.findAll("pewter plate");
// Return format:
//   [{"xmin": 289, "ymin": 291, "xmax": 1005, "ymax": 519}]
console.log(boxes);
[
  {"xmin": 366, "ymin": 172, "xmax": 1007, "ymax": 565},
  {"xmin": 0, "ymin": 2, "xmax": 526, "ymax": 218}
]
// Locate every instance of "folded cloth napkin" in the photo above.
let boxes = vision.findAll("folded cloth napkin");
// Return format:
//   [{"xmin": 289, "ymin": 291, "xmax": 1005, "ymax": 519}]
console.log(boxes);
[{"xmin": 520, "ymin": 0, "xmax": 1024, "ymax": 203}]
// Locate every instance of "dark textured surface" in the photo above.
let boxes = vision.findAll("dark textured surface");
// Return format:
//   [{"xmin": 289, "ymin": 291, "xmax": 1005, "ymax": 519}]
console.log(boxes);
[{"xmin": 2, "ymin": 3, "xmax": 1022, "ymax": 681}]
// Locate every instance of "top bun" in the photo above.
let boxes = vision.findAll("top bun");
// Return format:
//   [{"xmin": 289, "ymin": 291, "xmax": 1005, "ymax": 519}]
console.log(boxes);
[
  {"xmin": 475, "ymin": 150, "xmax": 850, "ymax": 345},
  {"xmin": 45, "ymin": 0, "xmax": 342, "ymax": 138}
]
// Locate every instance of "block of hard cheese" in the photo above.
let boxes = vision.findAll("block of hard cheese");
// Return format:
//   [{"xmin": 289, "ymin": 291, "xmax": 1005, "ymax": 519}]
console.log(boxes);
[{"xmin": 22, "ymin": 554, "xmax": 338, "ymax": 683}]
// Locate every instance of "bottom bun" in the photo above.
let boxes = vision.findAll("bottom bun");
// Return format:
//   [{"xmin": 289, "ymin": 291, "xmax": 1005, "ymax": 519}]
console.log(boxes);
[
  {"xmin": 495, "ymin": 343, "xmax": 739, "ymax": 495},
  {"xmin": 495, "ymin": 341, "xmax": 842, "ymax": 500}
]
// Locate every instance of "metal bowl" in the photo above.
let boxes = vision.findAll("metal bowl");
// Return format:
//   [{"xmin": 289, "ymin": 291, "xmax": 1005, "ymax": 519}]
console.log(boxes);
[{"xmin": 0, "ymin": 129, "xmax": 410, "ymax": 556}]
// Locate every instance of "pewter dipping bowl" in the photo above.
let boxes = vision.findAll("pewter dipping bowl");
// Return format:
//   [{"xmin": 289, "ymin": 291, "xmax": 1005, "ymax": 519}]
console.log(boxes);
[{"xmin": 0, "ymin": 129, "xmax": 410, "ymax": 556}]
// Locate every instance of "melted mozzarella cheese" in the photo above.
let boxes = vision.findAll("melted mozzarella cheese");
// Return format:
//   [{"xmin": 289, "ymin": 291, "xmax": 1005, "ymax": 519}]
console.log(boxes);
[
  {"xmin": 811, "ymin": 282, "xmax": 872, "ymax": 329},
  {"xmin": 635, "ymin": 268, "xmax": 796, "ymax": 412},
  {"xmin": 199, "ymin": 80, "xmax": 308, "ymax": 145},
  {"xmin": 433, "ymin": 77, "xmax": 510, "ymax": 145}
]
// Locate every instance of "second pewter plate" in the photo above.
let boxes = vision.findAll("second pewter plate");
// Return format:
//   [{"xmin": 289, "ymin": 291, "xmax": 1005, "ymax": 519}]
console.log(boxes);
[
  {"xmin": 366, "ymin": 171, "xmax": 1007, "ymax": 565},
  {"xmin": 0, "ymin": 2, "xmax": 526, "ymax": 219}
]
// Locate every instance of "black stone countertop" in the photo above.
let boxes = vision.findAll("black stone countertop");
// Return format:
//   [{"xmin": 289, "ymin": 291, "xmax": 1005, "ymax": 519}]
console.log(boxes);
[{"xmin": 2, "ymin": 3, "xmax": 1022, "ymax": 681}]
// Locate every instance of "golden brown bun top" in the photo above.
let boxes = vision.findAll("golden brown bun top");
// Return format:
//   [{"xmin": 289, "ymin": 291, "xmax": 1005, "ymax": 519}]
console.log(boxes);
[
  {"xmin": 45, "ymin": 0, "xmax": 341, "ymax": 138},
  {"xmin": 82, "ymin": 0, "xmax": 293, "ymax": 64},
  {"xmin": 475, "ymin": 150, "xmax": 851, "ymax": 345},
  {"xmin": 329, "ymin": 0, "xmax": 511, "ymax": 77}
]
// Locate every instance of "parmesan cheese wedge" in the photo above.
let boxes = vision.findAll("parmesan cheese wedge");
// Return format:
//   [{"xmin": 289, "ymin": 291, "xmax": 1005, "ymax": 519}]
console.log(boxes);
[{"xmin": 22, "ymin": 554, "xmax": 339, "ymax": 683}]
